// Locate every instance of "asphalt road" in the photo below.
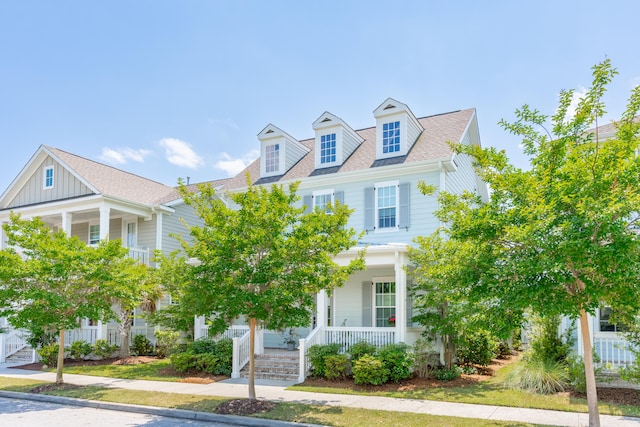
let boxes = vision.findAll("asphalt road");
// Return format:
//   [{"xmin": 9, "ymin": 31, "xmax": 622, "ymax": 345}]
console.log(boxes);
[{"xmin": 0, "ymin": 396, "xmax": 241, "ymax": 427}]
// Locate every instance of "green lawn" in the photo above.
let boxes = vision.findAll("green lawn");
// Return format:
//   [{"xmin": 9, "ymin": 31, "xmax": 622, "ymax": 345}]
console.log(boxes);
[
  {"xmin": 0, "ymin": 377, "xmax": 539, "ymax": 427},
  {"xmin": 55, "ymin": 359, "xmax": 183, "ymax": 381},
  {"xmin": 9, "ymin": 357, "xmax": 639, "ymax": 420}
]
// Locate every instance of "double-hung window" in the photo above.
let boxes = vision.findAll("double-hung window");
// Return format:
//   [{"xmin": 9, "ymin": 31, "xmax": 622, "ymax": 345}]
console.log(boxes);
[
  {"xmin": 382, "ymin": 121, "xmax": 401, "ymax": 154},
  {"xmin": 265, "ymin": 143, "xmax": 280, "ymax": 174},
  {"xmin": 320, "ymin": 133, "xmax": 337, "ymax": 164},
  {"xmin": 376, "ymin": 181, "xmax": 398, "ymax": 230},
  {"xmin": 314, "ymin": 189, "xmax": 334, "ymax": 213},
  {"xmin": 43, "ymin": 166, "xmax": 54, "ymax": 189},
  {"xmin": 89, "ymin": 225, "xmax": 100, "ymax": 245}
]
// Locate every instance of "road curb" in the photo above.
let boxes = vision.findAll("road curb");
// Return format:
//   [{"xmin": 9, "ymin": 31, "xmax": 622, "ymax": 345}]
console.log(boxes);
[{"xmin": 0, "ymin": 390, "xmax": 322, "ymax": 427}]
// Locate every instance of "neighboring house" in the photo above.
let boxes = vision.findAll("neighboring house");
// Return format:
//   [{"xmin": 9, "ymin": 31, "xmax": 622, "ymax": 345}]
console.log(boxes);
[
  {"xmin": 201, "ymin": 98, "xmax": 489, "ymax": 379},
  {"xmin": 0, "ymin": 145, "xmax": 227, "ymax": 363},
  {"xmin": 558, "ymin": 118, "xmax": 640, "ymax": 369}
]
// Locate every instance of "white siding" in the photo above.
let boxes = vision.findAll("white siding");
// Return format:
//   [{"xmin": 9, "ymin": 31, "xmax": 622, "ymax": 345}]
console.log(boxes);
[
  {"xmin": 284, "ymin": 139, "xmax": 308, "ymax": 171},
  {"xmin": 71, "ymin": 222, "xmax": 89, "ymax": 244},
  {"xmin": 137, "ymin": 216, "xmax": 157, "ymax": 252},
  {"xmin": 332, "ymin": 268, "xmax": 395, "ymax": 327}
]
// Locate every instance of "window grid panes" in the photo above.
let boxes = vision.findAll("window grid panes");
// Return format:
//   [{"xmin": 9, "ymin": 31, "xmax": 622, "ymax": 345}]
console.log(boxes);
[
  {"xmin": 314, "ymin": 193, "xmax": 333, "ymax": 213},
  {"xmin": 265, "ymin": 144, "xmax": 279, "ymax": 173},
  {"xmin": 44, "ymin": 167, "xmax": 54, "ymax": 188},
  {"xmin": 377, "ymin": 185, "xmax": 397, "ymax": 228},
  {"xmin": 320, "ymin": 133, "xmax": 337, "ymax": 164},
  {"xmin": 89, "ymin": 225, "xmax": 100, "ymax": 245},
  {"xmin": 382, "ymin": 121, "xmax": 400, "ymax": 153},
  {"xmin": 599, "ymin": 307, "xmax": 627, "ymax": 332},
  {"xmin": 375, "ymin": 281, "xmax": 396, "ymax": 327}
]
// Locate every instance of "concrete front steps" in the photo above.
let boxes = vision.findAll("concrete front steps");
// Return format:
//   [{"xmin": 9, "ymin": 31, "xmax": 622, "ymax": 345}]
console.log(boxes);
[
  {"xmin": 240, "ymin": 348, "xmax": 300, "ymax": 382},
  {"xmin": 5, "ymin": 347, "xmax": 35, "ymax": 364}
]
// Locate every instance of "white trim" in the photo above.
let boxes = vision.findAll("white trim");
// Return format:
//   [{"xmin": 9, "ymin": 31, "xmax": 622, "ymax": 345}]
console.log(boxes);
[
  {"xmin": 312, "ymin": 188, "xmax": 334, "ymax": 212},
  {"xmin": 43, "ymin": 165, "xmax": 54, "ymax": 190},
  {"xmin": 372, "ymin": 276, "xmax": 396, "ymax": 328}
]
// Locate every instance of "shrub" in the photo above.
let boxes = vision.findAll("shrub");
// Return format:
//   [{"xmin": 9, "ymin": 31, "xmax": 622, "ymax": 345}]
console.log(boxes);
[
  {"xmin": 68, "ymin": 340, "xmax": 92, "ymax": 360},
  {"xmin": 154, "ymin": 330, "xmax": 180, "ymax": 358},
  {"xmin": 462, "ymin": 365, "xmax": 478, "ymax": 375},
  {"xmin": 353, "ymin": 354, "xmax": 389, "ymax": 385},
  {"xmin": 496, "ymin": 341, "xmax": 513, "ymax": 359},
  {"xmin": 528, "ymin": 315, "xmax": 573, "ymax": 363},
  {"xmin": 38, "ymin": 343, "xmax": 59, "ymax": 367},
  {"xmin": 433, "ymin": 366, "xmax": 462, "ymax": 381},
  {"xmin": 324, "ymin": 354, "xmax": 351, "ymax": 380},
  {"xmin": 456, "ymin": 329, "xmax": 498, "ymax": 367},
  {"xmin": 171, "ymin": 338, "xmax": 233, "ymax": 376},
  {"xmin": 132, "ymin": 335, "xmax": 154, "ymax": 356},
  {"xmin": 93, "ymin": 339, "xmax": 118, "ymax": 360},
  {"xmin": 412, "ymin": 338, "xmax": 439, "ymax": 378},
  {"xmin": 377, "ymin": 343, "xmax": 414, "ymax": 382},
  {"xmin": 504, "ymin": 358, "xmax": 568, "ymax": 394},
  {"xmin": 567, "ymin": 353, "xmax": 603, "ymax": 392},
  {"xmin": 307, "ymin": 343, "xmax": 342, "ymax": 378},
  {"xmin": 348, "ymin": 340, "xmax": 376, "ymax": 362},
  {"xmin": 188, "ymin": 337, "xmax": 218, "ymax": 354}
]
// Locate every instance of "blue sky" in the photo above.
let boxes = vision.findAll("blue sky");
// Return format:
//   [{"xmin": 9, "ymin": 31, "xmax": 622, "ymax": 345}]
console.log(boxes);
[{"xmin": 1, "ymin": 1, "xmax": 639, "ymax": 191}]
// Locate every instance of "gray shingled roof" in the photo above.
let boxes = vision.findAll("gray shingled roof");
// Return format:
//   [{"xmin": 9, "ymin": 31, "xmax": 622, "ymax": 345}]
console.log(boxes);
[
  {"xmin": 224, "ymin": 108, "xmax": 475, "ymax": 190},
  {"xmin": 48, "ymin": 146, "xmax": 228, "ymax": 206}
]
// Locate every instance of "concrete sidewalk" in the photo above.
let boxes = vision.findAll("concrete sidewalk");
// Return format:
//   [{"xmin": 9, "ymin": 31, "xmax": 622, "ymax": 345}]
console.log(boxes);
[{"xmin": 1, "ymin": 364, "xmax": 638, "ymax": 427}]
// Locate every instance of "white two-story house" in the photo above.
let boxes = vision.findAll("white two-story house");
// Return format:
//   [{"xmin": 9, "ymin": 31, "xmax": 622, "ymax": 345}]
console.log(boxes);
[
  {"xmin": 210, "ymin": 98, "xmax": 488, "ymax": 379},
  {"xmin": 0, "ymin": 145, "xmax": 227, "ymax": 362}
]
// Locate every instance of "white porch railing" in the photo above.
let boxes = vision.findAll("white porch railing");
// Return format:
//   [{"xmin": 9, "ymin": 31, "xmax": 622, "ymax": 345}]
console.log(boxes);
[
  {"xmin": 106, "ymin": 326, "xmax": 156, "ymax": 346},
  {"xmin": 128, "ymin": 247, "xmax": 150, "ymax": 265},
  {"xmin": 197, "ymin": 325, "xmax": 250, "ymax": 341},
  {"xmin": 64, "ymin": 329, "xmax": 99, "ymax": 346},
  {"xmin": 230, "ymin": 328, "xmax": 265, "ymax": 379},
  {"xmin": 298, "ymin": 325, "xmax": 324, "ymax": 382},
  {"xmin": 0, "ymin": 329, "xmax": 30, "ymax": 363},
  {"xmin": 593, "ymin": 335, "xmax": 637, "ymax": 369},
  {"xmin": 324, "ymin": 326, "xmax": 396, "ymax": 353}
]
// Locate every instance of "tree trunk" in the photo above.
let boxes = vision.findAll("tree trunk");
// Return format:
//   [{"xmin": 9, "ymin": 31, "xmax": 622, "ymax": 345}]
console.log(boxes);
[
  {"xmin": 443, "ymin": 334, "xmax": 455, "ymax": 369},
  {"xmin": 248, "ymin": 317, "xmax": 256, "ymax": 400},
  {"xmin": 579, "ymin": 309, "xmax": 600, "ymax": 427},
  {"xmin": 56, "ymin": 329, "xmax": 65, "ymax": 384},
  {"xmin": 118, "ymin": 309, "xmax": 133, "ymax": 358}
]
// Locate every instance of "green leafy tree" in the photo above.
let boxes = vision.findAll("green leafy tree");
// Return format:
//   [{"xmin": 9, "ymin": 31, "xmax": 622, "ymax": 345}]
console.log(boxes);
[
  {"xmin": 415, "ymin": 60, "xmax": 640, "ymax": 427},
  {"xmin": 0, "ymin": 213, "xmax": 126, "ymax": 383},
  {"xmin": 176, "ymin": 177, "xmax": 364, "ymax": 399},
  {"xmin": 409, "ymin": 233, "xmax": 520, "ymax": 368}
]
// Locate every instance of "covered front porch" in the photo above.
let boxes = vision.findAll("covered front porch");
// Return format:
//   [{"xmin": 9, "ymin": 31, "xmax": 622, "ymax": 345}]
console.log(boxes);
[{"xmin": 195, "ymin": 243, "xmax": 425, "ymax": 382}]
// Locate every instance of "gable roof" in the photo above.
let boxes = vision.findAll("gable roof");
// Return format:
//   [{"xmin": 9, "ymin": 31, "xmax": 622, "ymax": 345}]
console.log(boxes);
[
  {"xmin": 0, "ymin": 145, "xmax": 228, "ymax": 209},
  {"xmin": 224, "ymin": 108, "xmax": 476, "ymax": 190}
]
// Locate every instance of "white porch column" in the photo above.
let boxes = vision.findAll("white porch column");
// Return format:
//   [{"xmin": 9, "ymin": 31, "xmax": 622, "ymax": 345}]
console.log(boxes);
[
  {"xmin": 0, "ymin": 221, "xmax": 6, "ymax": 249},
  {"xmin": 316, "ymin": 290, "xmax": 328, "ymax": 328},
  {"xmin": 155, "ymin": 211, "xmax": 163, "ymax": 251},
  {"xmin": 394, "ymin": 250, "xmax": 407, "ymax": 343},
  {"xmin": 61, "ymin": 212, "xmax": 73, "ymax": 236},
  {"xmin": 99, "ymin": 206, "xmax": 110, "ymax": 241}
]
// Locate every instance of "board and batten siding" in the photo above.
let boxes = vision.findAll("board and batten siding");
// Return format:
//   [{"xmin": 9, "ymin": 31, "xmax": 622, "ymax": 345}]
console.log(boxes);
[
  {"xmin": 299, "ymin": 170, "xmax": 440, "ymax": 246},
  {"xmin": 8, "ymin": 157, "xmax": 93, "ymax": 208}
]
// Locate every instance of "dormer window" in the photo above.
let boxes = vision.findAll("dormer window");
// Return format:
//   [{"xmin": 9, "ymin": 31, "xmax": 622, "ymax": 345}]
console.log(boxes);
[
  {"xmin": 265, "ymin": 143, "xmax": 280, "ymax": 173},
  {"xmin": 313, "ymin": 112, "xmax": 363, "ymax": 170},
  {"xmin": 43, "ymin": 166, "xmax": 54, "ymax": 189},
  {"xmin": 382, "ymin": 121, "xmax": 401, "ymax": 154},
  {"xmin": 320, "ymin": 133, "xmax": 337, "ymax": 164},
  {"xmin": 374, "ymin": 98, "xmax": 424, "ymax": 160},
  {"xmin": 258, "ymin": 124, "xmax": 309, "ymax": 178}
]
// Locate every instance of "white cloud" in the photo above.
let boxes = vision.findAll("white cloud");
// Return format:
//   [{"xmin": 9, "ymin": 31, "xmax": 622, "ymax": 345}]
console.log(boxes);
[
  {"xmin": 159, "ymin": 138, "xmax": 204, "ymax": 169},
  {"xmin": 100, "ymin": 147, "xmax": 151, "ymax": 165},
  {"xmin": 563, "ymin": 86, "xmax": 587, "ymax": 120},
  {"xmin": 214, "ymin": 149, "xmax": 260, "ymax": 176}
]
